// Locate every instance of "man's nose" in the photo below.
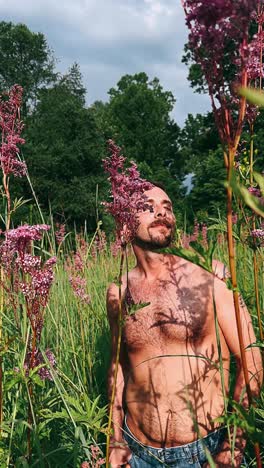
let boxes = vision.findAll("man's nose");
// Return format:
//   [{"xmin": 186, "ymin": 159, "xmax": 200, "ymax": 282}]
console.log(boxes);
[{"xmin": 155, "ymin": 205, "xmax": 167, "ymax": 218}]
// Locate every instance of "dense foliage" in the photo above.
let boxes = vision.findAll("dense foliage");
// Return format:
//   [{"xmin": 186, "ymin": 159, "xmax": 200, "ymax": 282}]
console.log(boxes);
[
  {"xmin": 0, "ymin": 18, "xmax": 262, "ymax": 228},
  {"xmin": 0, "ymin": 14, "xmax": 263, "ymax": 467},
  {"xmin": 0, "ymin": 20, "xmax": 234, "ymax": 231}
]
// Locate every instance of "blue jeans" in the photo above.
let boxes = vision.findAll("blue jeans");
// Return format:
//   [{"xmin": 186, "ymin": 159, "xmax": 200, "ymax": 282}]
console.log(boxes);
[{"xmin": 123, "ymin": 416, "xmax": 226, "ymax": 467}]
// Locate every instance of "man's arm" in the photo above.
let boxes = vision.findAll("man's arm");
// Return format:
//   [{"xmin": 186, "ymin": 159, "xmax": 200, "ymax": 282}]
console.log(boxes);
[
  {"xmin": 107, "ymin": 283, "xmax": 132, "ymax": 467},
  {"xmin": 212, "ymin": 279, "xmax": 263, "ymax": 467}
]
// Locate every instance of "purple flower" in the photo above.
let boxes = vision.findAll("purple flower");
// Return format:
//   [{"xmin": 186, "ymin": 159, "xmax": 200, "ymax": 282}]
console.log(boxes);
[
  {"xmin": 0, "ymin": 224, "xmax": 57, "ymax": 374},
  {"xmin": 251, "ymin": 228, "xmax": 264, "ymax": 238},
  {"xmin": 91, "ymin": 231, "xmax": 107, "ymax": 257},
  {"xmin": 201, "ymin": 223, "xmax": 208, "ymax": 248},
  {"xmin": 69, "ymin": 275, "xmax": 90, "ymax": 304},
  {"xmin": 0, "ymin": 225, "xmax": 51, "ymax": 279},
  {"xmin": 248, "ymin": 187, "xmax": 262, "ymax": 197},
  {"xmin": 190, "ymin": 219, "xmax": 199, "ymax": 243},
  {"xmin": 110, "ymin": 239, "xmax": 122, "ymax": 257},
  {"xmin": 103, "ymin": 140, "xmax": 153, "ymax": 244},
  {"xmin": 24, "ymin": 348, "xmax": 56, "ymax": 381},
  {"xmin": 182, "ymin": 0, "xmax": 263, "ymax": 144},
  {"xmin": 246, "ymin": 31, "xmax": 264, "ymax": 80},
  {"xmin": 232, "ymin": 212, "xmax": 238, "ymax": 224},
  {"xmin": 5, "ymin": 224, "xmax": 50, "ymax": 256},
  {"xmin": 18, "ymin": 255, "xmax": 56, "ymax": 339},
  {"xmin": 45, "ymin": 256, "xmax": 57, "ymax": 267},
  {"xmin": 7, "ymin": 223, "xmax": 50, "ymax": 242},
  {"xmin": 55, "ymin": 223, "xmax": 66, "ymax": 244},
  {"xmin": 16, "ymin": 254, "xmax": 41, "ymax": 273},
  {"xmin": 0, "ymin": 84, "xmax": 26, "ymax": 177},
  {"xmin": 65, "ymin": 239, "xmax": 91, "ymax": 304}
]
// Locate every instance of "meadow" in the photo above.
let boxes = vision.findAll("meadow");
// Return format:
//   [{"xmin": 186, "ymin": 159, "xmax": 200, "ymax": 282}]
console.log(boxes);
[
  {"xmin": 1, "ymin": 2, "xmax": 264, "ymax": 466},
  {"xmin": 0, "ymin": 217, "xmax": 263, "ymax": 466}
]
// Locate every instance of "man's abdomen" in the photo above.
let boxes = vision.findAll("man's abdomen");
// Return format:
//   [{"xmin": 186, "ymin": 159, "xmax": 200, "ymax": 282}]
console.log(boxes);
[{"xmin": 124, "ymin": 350, "xmax": 230, "ymax": 447}]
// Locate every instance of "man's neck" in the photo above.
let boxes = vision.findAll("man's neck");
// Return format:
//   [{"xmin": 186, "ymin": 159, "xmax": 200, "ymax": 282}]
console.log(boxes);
[{"xmin": 132, "ymin": 243, "xmax": 168, "ymax": 280}]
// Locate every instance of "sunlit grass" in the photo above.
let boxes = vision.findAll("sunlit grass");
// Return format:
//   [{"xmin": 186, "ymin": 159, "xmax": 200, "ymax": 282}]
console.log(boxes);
[{"xmin": 1, "ymin": 225, "xmax": 263, "ymax": 466}]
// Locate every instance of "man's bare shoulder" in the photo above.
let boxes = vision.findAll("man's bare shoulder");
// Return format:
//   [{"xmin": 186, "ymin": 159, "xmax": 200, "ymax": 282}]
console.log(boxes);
[
  {"xmin": 212, "ymin": 259, "xmax": 230, "ymax": 281},
  {"xmin": 106, "ymin": 267, "xmax": 137, "ymax": 318},
  {"xmin": 106, "ymin": 283, "xmax": 119, "ymax": 319},
  {"xmin": 167, "ymin": 254, "xmax": 205, "ymax": 277},
  {"xmin": 170, "ymin": 254, "xmax": 228, "ymax": 280}
]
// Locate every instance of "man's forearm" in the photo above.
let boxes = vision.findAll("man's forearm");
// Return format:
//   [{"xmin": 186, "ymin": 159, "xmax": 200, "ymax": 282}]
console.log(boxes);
[
  {"xmin": 108, "ymin": 361, "xmax": 126, "ymax": 443},
  {"xmin": 211, "ymin": 427, "xmax": 246, "ymax": 467},
  {"xmin": 111, "ymin": 403, "xmax": 125, "ymax": 443},
  {"xmin": 211, "ymin": 361, "xmax": 262, "ymax": 468},
  {"xmin": 107, "ymin": 354, "xmax": 132, "ymax": 467}
]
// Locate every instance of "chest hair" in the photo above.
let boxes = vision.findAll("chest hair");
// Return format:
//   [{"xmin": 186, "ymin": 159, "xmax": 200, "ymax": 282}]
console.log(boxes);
[{"xmin": 123, "ymin": 276, "xmax": 212, "ymax": 351}]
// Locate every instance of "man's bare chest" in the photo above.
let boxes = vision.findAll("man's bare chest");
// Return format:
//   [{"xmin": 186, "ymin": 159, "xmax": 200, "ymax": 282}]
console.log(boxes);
[{"xmin": 123, "ymin": 279, "xmax": 213, "ymax": 351}]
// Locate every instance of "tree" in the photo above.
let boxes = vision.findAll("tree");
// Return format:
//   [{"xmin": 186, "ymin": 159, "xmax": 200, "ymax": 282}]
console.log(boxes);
[
  {"xmin": 179, "ymin": 113, "xmax": 226, "ymax": 222},
  {"xmin": 179, "ymin": 112, "xmax": 220, "ymax": 170},
  {"xmin": 59, "ymin": 62, "xmax": 86, "ymax": 104},
  {"xmin": 21, "ymin": 65, "xmax": 105, "ymax": 228},
  {"xmin": 0, "ymin": 22, "xmax": 56, "ymax": 113},
  {"xmin": 186, "ymin": 147, "xmax": 227, "ymax": 220},
  {"xmin": 93, "ymin": 72, "xmax": 184, "ymax": 202}
]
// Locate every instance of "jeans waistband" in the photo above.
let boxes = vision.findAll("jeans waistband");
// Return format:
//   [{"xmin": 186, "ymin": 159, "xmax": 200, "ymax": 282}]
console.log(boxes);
[{"xmin": 123, "ymin": 416, "xmax": 226, "ymax": 466}]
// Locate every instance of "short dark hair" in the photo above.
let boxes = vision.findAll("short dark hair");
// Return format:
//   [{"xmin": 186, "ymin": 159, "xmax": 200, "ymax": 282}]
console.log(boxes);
[{"xmin": 147, "ymin": 180, "xmax": 166, "ymax": 191}]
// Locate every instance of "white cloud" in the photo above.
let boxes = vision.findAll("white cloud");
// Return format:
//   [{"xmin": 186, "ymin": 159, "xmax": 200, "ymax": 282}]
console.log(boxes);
[
  {"xmin": 0, "ymin": 0, "xmax": 211, "ymax": 126},
  {"xmin": 142, "ymin": 0, "xmax": 174, "ymax": 30}
]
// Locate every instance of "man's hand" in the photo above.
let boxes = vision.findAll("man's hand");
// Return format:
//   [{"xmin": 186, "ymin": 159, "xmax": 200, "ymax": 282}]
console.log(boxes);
[
  {"xmin": 109, "ymin": 440, "xmax": 133, "ymax": 467},
  {"xmin": 203, "ymin": 443, "xmax": 244, "ymax": 467}
]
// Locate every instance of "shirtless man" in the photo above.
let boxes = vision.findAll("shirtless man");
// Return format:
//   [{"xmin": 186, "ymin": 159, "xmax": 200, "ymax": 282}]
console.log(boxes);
[{"xmin": 107, "ymin": 186, "xmax": 262, "ymax": 467}]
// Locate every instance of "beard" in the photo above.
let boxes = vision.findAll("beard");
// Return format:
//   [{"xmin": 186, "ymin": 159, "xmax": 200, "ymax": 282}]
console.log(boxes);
[{"xmin": 133, "ymin": 222, "xmax": 175, "ymax": 250}]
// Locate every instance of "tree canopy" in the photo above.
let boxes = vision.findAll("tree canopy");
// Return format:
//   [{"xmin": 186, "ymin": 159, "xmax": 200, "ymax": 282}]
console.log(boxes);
[
  {"xmin": 0, "ymin": 21, "xmax": 56, "ymax": 113},
  {"xmin": 92, "ymin": 72, "xmax": 184, "ymax": 205},
  {"xmin": 4, "ymin": 20, "xmax": 259, "ymax": 231},
  {"xmin": 22, "ymin": 65, "xmax": 105, "ymax": 227}
]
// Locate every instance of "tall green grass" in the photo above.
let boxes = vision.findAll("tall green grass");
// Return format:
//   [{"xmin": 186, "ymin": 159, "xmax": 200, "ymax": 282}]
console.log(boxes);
[{"xmin": 1, "ymin": 225, "xmax": 263, "ymax": 466}]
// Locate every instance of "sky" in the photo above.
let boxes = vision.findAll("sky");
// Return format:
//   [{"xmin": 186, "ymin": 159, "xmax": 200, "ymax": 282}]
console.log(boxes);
[{"xmin": 0, "ymin": 0, "xmax": 211, "ymax": 127}]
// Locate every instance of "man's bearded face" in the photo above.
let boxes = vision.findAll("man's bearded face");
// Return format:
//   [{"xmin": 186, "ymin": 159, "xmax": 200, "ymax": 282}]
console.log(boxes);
[{"xmin": 134, "ymin": 186, "xmax": 176, "ymax": 249}]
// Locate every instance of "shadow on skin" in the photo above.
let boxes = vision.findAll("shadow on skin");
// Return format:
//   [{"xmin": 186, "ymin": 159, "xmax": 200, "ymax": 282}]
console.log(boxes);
[
  {"xmin": 119, "ymin": 257, "xmax": 232, "ymax": 447},
  {"xmin": 108, "ymin": 259, "xmax": 245, "ymax": 447},
  {"xmin": 108, "ymin": 255, "xmax": 262, "ymax": 461}
]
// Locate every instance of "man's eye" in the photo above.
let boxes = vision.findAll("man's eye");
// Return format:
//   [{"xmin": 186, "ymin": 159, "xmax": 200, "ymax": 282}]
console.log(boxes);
[
  {"xmin": 144, "ymin": 204, "xmax": 153, "ymax": 212},
  {"xmin": 165, "ymin": 206, "xmax": 172, "ymax": 211}
]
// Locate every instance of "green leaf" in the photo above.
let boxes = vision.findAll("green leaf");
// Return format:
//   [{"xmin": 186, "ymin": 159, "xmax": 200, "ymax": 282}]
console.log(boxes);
[
  {"xmin": 239, "ymin": 87, "xmax": 264, "ymax": 106},
  {"xmin": 15, "ymin": 456, "xmax": 30, "ymax": 468},
  {"xmin": 161, "ymin": 246, "xmax": 204, "ymax": 267},
  {"xmin": 29, "ymin": 364, "xmax": 48, "ymax": 379},
  {"xmin": 255, "ymin": 408, "xmax": 264, "ymax": 418},
  {"xmin": 253, "ymin": 172, "xmax": 264, "ymax": 195},
  {"xmin": 207, "ymin": 223, "xmax": 240, "ymax": 241},
  {"xmin": 4, "ymin": 375, "xmax": 22, "ymax": 391},
  {"xmin": 11, "ymin": 197, "xmax": 32, "ymax": 213},
  {"xmin": 246, "ymin": 341, "xmax": 264, "ymax": 349},
  {"xmin": 160, "ymin": 246, "xmax": 214, "ymax": 273},
  {"xmin": 31, "ymin": 373, "xmax": 45, "ymax": 388},
  {"xmin": 127, "ymin": 302, "xmax": 150, "ymax": 316},
  {"xmin": 189, "ymin": 241, "xmax": 206, "ymax": 257},
  {"xmin": 227, "ymin": 172, "xmax": 264, "ymax": 218}
]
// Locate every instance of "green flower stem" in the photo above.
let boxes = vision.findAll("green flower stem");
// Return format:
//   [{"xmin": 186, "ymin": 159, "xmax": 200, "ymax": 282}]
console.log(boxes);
[
  {"xmin": 106, "ymin": 247, "xmax": 125, "ymax": 468},
  {"xmin": 226, "ymin": 149, "xmax": 262, "ymax": 468},
  {"xmin": 253, "ymin": 251, "xmax": 263, "ymax": 343},
  {"xmin": 226, "ymin": 184, "xmax": 251, "ymax": 395},
  {"xmin": 249, "ymin": 123, "xmax": 263, "ymax": 345},
  {"xmin": 249, "ymin": 123, "xmax": 254, "ymax": 187},
  {"xmin": 2, "ymin": 173, "xmax": 11, "ymax": 230}
]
